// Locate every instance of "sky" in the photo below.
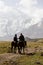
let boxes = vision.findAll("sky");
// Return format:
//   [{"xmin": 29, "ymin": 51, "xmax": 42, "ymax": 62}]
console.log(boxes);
[{"xmin": 0, "ymin": 0, "xmax": 43, "ymax": 39}]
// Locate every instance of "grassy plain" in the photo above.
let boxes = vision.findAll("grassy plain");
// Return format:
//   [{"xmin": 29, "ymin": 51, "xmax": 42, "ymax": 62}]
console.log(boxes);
[
  {"xmin": 16, "ymin": 40, "xmax": 43, "ymax": 65},
  {"xmin": 0, "ymin": 41, "xmax": 11, "ymax": 54},
  {"xmin": 0, "ymin": 40, "xmax": 43, "ymax": 65}
]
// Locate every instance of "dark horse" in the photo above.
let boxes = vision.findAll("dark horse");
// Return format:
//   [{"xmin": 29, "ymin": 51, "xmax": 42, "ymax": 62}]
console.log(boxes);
[
  {"xmin": 11, "ymin": 40, "xmax": 27, "ymax": 53},
  {"xmin": 11, "ymin": 41, "xmax": 18, "ymax": 53},
  {"xmin": 18, "ymin": 41, "xmax": 27, "ymax": 54}
]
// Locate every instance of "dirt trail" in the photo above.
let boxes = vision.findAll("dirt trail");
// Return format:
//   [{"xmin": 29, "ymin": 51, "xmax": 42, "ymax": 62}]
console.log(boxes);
[
  {"xmin": 0, "ymin": 53, "xmax": 21, "ymax": 65},
  {"xmin": 0, "ymin": 48, "xmax": 43, "ymax": 65}
]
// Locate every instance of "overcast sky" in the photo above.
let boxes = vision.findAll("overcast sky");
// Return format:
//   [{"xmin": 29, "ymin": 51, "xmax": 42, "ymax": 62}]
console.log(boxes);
[{"xmin": 0, "ymin": 0, "xmax": 43, "ymax": 38}]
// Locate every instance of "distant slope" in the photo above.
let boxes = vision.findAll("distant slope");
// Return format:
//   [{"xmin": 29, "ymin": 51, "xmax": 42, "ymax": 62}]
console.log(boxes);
[
  {"xmin": 25, "ymin": 37, "xmax": 43, "ymax": 42},
  {"xmin": 22, "ymin": 21, "xmax": 43, "ymax": 39}
]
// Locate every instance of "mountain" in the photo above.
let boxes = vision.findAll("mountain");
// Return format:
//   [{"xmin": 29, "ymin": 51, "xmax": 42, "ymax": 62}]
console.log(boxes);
[
  {"xmin": 25, "ymin": 37, "xmax": 39, "ymax": 42},
  {"xmin": 22, "ymin": 20, "xmax": 43, "ymax": 39},
  {"xmin": 25, "ymin": 37, "xmax": 31, "ymax": 41},
  {"xmin": 0, "ymin": 35, "xmax": 12, "ymax": 41}
]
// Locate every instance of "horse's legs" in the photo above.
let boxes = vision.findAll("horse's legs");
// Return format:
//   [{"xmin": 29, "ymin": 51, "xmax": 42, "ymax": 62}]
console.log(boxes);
[
  {"xmin": 20, "ymin": 47, "xmax": 22, "ymax": 53},
  {"xmin": 11, "ymin": 45, "xmax": 13, "ymax": 52},
  {"xmin": 14, "ymin": 46, "xmax": 16, "ymax": 53},
  {"xmin": 18, "ymin": 46, "xmax": 21, "ymax": 54},
  {"xmin": 18, "ymin": 46, "xmax": 20, "ymax": 53},
  {"xmin": 23, "ymin": 47, "xmax": 25, "ymax": 54}
]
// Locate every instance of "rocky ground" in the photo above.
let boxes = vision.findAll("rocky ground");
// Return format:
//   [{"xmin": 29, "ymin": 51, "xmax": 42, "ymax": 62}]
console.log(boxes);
[{"xmin": 0, "ymin": 47, "xmax": 43, "ymax": 65}]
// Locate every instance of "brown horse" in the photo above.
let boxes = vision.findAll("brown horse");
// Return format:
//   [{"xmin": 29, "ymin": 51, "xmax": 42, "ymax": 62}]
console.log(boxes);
[
  {"xmin": 11, "ymin": 40, "xmax": 27, "ymax": 53},
  {"xmin": 11, "ymin": 41, "xmax": 18, "ymax": 53},
  {"xmin": 18, "ymin": 41, "xmax": 27, "ymax": 54}
]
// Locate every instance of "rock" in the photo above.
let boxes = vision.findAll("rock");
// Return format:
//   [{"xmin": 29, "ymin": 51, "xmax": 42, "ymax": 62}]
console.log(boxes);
[
  {"xmin": 26, "ymin": 52, "xmax": 35, "ymax": 55},
  {"xmin": 35, "ymin": 61, "xmax": 41, "ymax": 64},
  {"xmin": 41, "ymin": 52, "xmax": 43, "ymax": 56},
  {"xmin": 25, "ymin": 48, "xmax": 36, "ymax": 55}
]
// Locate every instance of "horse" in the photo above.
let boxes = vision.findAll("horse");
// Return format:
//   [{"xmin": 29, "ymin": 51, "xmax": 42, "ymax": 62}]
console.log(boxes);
[
  {"xmin": 11, "ymin": 40, "xmax": 27, "ymax": 54},
  {"xmin": 11, "ymin": 41, "xmax": 18, "ymax": 53},
  {"xmin": 18, "ymin": 41, "xmax": 27, "ymax": 54}
]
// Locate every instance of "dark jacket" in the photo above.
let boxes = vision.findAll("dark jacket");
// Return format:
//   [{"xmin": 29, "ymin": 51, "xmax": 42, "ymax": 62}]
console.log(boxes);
[
  {"xmin": 13, "ymin": 36, "xmax": 18, "ymax": 42},
  {"xmin": 19, "ymin": 35, "xmax": 25, "ymax": 41}
]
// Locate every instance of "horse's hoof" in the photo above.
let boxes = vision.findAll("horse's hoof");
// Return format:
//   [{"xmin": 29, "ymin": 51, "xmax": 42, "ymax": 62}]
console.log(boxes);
[
  {"xmin": 18, "ymin": 51, "xmax": 21, "ymax": 54},
  {"xmin": 14, "ymin": 52, "xmax": 16, "ymax": 53}
]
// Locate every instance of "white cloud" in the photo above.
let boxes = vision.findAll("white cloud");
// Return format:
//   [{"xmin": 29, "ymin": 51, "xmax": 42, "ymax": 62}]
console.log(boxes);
[
  {"xmin": 18, "ymin": 0, "xmax": 43, "ymax": 24},
  {"xmin": 0, "ymin": 0, "xmax": 43, "ymax": 38}
]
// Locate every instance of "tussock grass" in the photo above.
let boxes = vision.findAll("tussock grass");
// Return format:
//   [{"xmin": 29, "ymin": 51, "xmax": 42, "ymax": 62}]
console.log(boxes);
[
  {"xmin": 27, "ymin": 41, "xmax": 43, "ymax": 48},
  {"xmin": 0, "ymin": 41, "xmax": 11, "ymax": 54},
  {"xmin": 0, "ymin": 41, "xmax": 43, "ymax": 65}
]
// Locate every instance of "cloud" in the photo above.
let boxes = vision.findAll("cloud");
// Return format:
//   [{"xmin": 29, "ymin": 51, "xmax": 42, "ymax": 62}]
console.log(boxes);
[
  {"xmin": 18, "ymin": 0, "xmax": 43, "ymax": 24},
  {"xmin": 0, "ymin": 0, "xmax": 43, "ymax": 38}
]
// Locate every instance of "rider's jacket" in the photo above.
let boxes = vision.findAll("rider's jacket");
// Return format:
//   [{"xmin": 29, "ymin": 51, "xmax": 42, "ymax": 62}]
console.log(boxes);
[
  {"xmin": 19, "ymin": 35, "xmax": 25, "ymax": 42},
  {"xmin": 13, "ymin": 37, "xmax": 18, "ymax": 43}
]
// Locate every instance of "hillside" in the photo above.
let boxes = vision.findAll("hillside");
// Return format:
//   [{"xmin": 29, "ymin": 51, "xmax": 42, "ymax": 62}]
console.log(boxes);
[
  {"xmin": 25, "ymin": 37, "xmax": 43, "ymax": 42},
  {"xmin": 22, "ymin": 21, "xmax": 43, "ymax": 39}
]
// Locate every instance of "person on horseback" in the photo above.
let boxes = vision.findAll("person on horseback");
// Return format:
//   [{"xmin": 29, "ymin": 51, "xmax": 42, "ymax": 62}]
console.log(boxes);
[
  {"xmin": 13, "ymin": 34, "xmax": 18, "ymax": 53},
  {"xmin": 19, "ymin": 33, "xmax": 25, "ymax": 42},
  {"xmin": 13, "ymin": 34, "xmax": 18, "ymax": 43},
  {"xmin": 19, "ymin": 33, "xmax": 26, "ymax": 46},
  {"xmin": 18, "ymin": 33, "xmax": 25, "ymax": 53}
]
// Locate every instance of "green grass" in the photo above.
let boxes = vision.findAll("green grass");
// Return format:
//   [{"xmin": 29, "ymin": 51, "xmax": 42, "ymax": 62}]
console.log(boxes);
[
  {"xmin": 0, "ymin": 41, "xmax": 43, "ymax": 54},
  {"xmin": 27, "ymin": 41, "xmax": 43, "ymax": 48},
  {"xmin": 2, "ymin": 53, "xmax": 43, "ymax": 65},
  {"xmin": 0, "ymin": 41, "xmax": 11, "ymax": 54},
  {"xmin": 15, "ymin": 41, "xmax": 43, "ymax": 65},
  {"xmin": 16, "ymin": 53, "xmax": 43, "ymax": 65},
  {"xmin": 0, "ymin": 41, "xmax": 43, "ymax": 65}
]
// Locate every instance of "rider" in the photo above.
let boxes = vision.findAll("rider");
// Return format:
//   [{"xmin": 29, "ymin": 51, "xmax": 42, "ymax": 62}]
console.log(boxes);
[
  {"xmin": 13, "ymin": 34, "xmax": 18, "ymax": 53},
  {"xmin": 18, "ymin": 33, "xmax": 25, "ymax": 53},
  {"xmin": 13, "ymin": 34, "xmax": 18, "ymax": 44},
  {"xmin": 19, "ymin": 33, "xmax": 25, "ymax": 42}
]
